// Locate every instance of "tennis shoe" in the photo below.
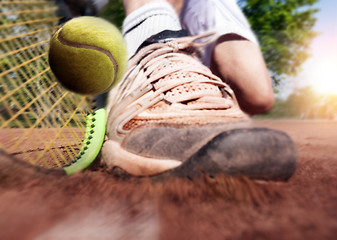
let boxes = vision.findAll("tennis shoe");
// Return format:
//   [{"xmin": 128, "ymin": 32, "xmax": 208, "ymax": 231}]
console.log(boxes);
[{"xmin": 102, "ymin": 31, "xmax": 298, "ymax": 181}]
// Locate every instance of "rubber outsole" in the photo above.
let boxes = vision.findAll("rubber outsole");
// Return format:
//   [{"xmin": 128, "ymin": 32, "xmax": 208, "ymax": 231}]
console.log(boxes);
[{"xmin": 160, "ymin": 127, "xmax": 298, "ymax": 181}]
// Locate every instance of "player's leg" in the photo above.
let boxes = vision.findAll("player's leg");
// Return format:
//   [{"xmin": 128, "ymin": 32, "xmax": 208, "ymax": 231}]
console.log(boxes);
[
  {"xmin": 180, "ymin": 0, "xmax": 274, "ymax": 115},
  {"xmin": 122, "ymin": 0, "xmax": 183, "ymax": 58},
  {"xmin": 211, "ymin": 35, "xmax": 274, "ymax": 114},
  {"xmin": 123, "ymin": 0, "xmax": 183, "ymax": 15}
]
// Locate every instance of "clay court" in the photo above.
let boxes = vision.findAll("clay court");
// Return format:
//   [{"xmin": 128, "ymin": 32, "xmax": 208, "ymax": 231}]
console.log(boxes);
[{"xmin": 0, "ymin": 120, "xmax": 336, "ymax": 240}]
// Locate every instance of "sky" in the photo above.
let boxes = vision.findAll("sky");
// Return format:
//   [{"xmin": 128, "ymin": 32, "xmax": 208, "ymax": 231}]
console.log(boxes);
[{"xmin": 277, "ymin": 0, "xmax": 337, "ymax": 98}]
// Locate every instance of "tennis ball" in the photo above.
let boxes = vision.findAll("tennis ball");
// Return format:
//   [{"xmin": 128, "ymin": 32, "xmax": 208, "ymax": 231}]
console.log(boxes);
[{"xmin": 48, "ymin": 16, "xmax": 127, "ymax": 95}]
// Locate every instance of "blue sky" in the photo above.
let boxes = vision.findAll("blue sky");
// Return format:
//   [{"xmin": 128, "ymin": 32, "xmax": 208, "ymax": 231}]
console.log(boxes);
[{"xmin": 278, "ymin": 0, "xmax": 337, "ymax": 98}]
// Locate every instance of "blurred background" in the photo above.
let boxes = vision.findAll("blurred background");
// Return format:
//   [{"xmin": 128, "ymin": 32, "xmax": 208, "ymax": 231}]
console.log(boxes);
[
  {"xmin": 1, "ymin": 0, "xmax": 336, "ymax": 120},
  {"xmin": 100, "ymin": 0, "xmax": 337, "ymax": 120}
]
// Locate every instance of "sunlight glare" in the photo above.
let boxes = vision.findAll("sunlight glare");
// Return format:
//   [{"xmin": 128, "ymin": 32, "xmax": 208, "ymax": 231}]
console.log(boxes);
[{"xmin": 308, "ymin": 59, "xmax": 337, "ymax": 95}]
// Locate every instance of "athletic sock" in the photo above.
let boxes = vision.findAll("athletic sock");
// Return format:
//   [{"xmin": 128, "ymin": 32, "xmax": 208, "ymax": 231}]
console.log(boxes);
[{"xmin": 122, "ymin": 0, "xmax": 182, "ymax": 58}]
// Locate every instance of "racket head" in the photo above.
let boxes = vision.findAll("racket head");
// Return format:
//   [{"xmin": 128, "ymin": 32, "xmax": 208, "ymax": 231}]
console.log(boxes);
[{"xmin": 0, "ymin": 1, "xmax": 106, "ymax": 174}]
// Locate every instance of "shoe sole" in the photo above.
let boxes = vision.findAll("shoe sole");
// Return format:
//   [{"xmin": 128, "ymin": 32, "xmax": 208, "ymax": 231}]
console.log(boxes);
[{"xmin": 161, "ymin": 127, "xmax": 298, "ymax": 181}]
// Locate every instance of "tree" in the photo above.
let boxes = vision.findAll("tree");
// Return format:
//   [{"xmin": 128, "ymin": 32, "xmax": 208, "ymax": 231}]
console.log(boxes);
[
  {"xmin": 238, "ymin": 0, "xmax": 319, "ymax": 85},
  {"xmin": 99, "ymin": 0, "xmax": 125, "ymax": 28}
]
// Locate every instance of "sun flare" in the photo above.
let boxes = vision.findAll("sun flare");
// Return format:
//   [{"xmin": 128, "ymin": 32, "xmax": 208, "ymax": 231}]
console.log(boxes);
[{"xmin": 308, "ymin": 59, "xmax": 337, "ymax": 95}]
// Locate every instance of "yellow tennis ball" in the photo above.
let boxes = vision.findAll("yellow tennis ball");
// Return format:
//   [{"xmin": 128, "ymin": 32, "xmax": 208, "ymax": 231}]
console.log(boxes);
[{"xmin": 49, "ymin": 16, "xmax": 127, "ymax": 95}]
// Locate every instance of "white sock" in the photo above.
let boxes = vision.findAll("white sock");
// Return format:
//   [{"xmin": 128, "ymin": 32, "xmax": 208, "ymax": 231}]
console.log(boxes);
[{"xmin": 122, "ymin": 0, "xmax": 182, "ymax": 58}]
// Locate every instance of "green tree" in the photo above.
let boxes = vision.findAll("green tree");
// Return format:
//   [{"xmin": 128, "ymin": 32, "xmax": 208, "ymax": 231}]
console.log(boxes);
[
  {"xmin": 239, "ymin": 0, "xmax": 319, "ymax": 84},
  {"xmin": 99, "ymin": 0, "xmax": 125, "ymax": 28}
]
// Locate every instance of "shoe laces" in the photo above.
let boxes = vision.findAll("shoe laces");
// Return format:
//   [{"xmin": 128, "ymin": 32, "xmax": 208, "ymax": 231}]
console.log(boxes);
[{"xmin": 107, "ymin": 32, "xmax": 242, "ymax": 141}]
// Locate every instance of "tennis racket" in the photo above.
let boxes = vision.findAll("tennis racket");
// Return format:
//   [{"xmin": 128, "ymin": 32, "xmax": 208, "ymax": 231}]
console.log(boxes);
[{"xmin": 0, "ymin": 0, "xmax": 106, "ymax": 175}]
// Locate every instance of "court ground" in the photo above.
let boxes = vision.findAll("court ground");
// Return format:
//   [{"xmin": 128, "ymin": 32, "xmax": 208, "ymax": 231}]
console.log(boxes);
[{"xmin": 0, "ymin": 120, "xmax": 336, "ymax": 240}]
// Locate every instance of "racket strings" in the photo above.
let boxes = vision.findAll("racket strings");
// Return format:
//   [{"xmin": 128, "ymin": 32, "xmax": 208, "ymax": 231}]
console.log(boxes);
[{"xmin": 0, "ymin": 1, "xmax": 93, "ymax": 168}]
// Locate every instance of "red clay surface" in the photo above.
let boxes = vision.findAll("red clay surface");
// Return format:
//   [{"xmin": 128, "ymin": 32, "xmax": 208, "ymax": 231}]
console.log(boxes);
[{"xmin": 0, "ymin": 120, "xmax": 336, "ymax": 240}]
